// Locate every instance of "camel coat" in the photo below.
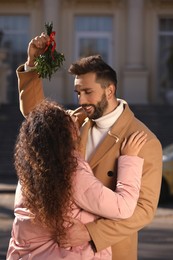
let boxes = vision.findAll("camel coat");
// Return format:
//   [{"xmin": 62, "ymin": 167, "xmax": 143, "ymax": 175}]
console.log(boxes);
[{"xmin": 16, "ymin": 66, "xmax": 163, "ymax": 260}]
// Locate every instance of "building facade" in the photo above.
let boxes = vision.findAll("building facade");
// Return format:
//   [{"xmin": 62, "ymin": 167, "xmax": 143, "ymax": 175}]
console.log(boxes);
[{"xmin": 0, "ymin": 0, "xmax": 173, "ymax": 106}]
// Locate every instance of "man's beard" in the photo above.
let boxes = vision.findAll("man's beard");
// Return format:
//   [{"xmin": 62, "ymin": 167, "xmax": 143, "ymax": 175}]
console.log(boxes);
[{"xmin": 83, "ymin": 92, "xmax": 108, "ymax": 120}]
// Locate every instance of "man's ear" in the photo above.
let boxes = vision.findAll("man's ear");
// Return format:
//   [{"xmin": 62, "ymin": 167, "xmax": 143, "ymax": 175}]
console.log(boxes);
[{"xmin": 106, "ymin": 84, "xmax": 115, "ymax": 99}]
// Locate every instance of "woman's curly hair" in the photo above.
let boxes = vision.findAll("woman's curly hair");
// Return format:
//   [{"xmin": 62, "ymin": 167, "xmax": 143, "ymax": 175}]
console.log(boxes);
[{"xmin": 14, "ymin": 100, "xmax": 79, "ymax": 239}]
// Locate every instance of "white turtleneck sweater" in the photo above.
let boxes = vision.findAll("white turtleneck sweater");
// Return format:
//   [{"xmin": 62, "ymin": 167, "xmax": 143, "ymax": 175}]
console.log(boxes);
[{"xmin": 85, "ymin": 99, "xmax": 124, "ymax": 161}]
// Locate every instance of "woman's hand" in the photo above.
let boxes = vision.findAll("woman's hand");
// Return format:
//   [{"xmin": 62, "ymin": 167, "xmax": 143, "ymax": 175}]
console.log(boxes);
[{"xmin": 121, "ymin": 131, "xmax": 147, "ymax": 156}]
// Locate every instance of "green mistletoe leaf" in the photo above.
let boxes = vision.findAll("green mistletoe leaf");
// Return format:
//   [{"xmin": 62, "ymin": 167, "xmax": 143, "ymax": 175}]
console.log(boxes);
[{"xmin": 35, "ymin": 22, "xmax": 65, "ymax": 81}]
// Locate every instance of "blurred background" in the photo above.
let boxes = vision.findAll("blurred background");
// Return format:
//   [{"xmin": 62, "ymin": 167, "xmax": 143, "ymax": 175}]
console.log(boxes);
[{"xmin": 0, "ymin": 0, "xmax": 173, "ymax": 259}]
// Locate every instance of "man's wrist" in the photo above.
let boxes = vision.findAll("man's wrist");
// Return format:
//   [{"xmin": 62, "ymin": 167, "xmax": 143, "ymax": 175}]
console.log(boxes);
[
  {"xmin": 89, "ymin": 240, "xmax": 97, "ymax": 252},
  {"xmin": 85, "ymin": 225, "xmax": 97, "ymax": 252},
  {"xmin": 26, "ymin": 57, "xmax": 36, "ymax": 67},
  {"xmin": 24, "ymin": 62, "xmax": 36, "ymax": 72}
]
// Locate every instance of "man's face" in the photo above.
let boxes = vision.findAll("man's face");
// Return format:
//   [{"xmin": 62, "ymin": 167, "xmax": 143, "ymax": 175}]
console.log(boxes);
[{"xmin": 74, "ymin": 72, "xmax": 108, "ymax": 119}]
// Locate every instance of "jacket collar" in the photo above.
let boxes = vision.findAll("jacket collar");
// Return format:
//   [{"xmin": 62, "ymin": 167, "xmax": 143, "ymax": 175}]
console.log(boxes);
[{"xmin": 79, "ymin": 102, "xmax": 134, "ymax": 168}]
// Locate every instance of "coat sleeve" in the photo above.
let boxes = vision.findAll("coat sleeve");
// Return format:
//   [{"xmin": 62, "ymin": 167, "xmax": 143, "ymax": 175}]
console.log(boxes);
[
  {"xmin": 16, "ymin": 65, "xmax": 85, "ymax": 127},
  {"xmin": 86, "ymin": 138, "xmax": 162, "ymax": 252},
  {"xmin": 73, "ymin": 155, "xmax": 144, "ymax": 219},
  {"xmin": 16, "ymin": 65, "xmax": 45, "ymax": 117}
]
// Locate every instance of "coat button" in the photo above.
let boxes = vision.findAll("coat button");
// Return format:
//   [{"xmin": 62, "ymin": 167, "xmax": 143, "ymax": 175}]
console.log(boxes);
[{"xmin": 107, "ymin": 171, "xmax": 114, "ymax": 177}]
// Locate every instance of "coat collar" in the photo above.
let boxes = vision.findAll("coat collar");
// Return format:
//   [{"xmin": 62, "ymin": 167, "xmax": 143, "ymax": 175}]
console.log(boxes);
[{"xmin": 79, "ymin": 103, "xmax": 134, "ymax": 168}]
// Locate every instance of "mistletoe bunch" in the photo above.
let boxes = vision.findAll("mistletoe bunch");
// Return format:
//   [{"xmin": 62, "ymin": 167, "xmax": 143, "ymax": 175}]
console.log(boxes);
[{"xmin": 35, "ymin": 22, "xmax": 65, "ymax": 80}]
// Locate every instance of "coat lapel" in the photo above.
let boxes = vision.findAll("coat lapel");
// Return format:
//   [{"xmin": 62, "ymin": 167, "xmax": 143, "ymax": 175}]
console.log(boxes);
[
  {"xmin": 88, "ymin": 132, "xmax": 120, "ymax": 168},
  {"xmin": 79, "ymin": 103, "xmax": 134, "ymax": 168}
]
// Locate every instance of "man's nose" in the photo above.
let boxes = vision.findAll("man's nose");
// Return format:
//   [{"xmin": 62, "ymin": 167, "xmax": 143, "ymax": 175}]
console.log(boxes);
[{"xmin": 78, "ymin": 94, "xmax": 87, "ymax": 105}]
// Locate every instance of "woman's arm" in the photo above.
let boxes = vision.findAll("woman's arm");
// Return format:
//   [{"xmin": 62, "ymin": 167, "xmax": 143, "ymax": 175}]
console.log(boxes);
[
  {"xmin": 74, "ymin": 155, "xmax": 143, "ymax": 219},
  {"xmin": 74, "ymin": 131, "xmax": 146, "ymax": 219}
]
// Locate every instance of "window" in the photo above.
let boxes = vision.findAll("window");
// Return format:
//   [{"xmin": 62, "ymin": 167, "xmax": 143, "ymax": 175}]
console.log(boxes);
[
  {"xmin": 0, "ymin": 15, "xmax": 29, "ymax": 104},
  {"xmin": 75, "ymin": 16, "xmax": 113, "ymax": 64},
  {"xmin": 158, "ymin": 18, "xmax": 173, "ymax": 103}
]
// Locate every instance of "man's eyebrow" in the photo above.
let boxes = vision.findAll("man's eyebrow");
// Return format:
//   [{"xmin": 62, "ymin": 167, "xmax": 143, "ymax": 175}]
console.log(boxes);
[{"xmin": 74, "ymin": 87, "xmax": 92, "ymax": 91}]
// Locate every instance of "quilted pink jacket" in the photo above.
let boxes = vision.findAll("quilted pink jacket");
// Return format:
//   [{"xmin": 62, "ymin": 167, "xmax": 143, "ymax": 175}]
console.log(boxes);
[{"xmin": 7, "ymin": 155, "xmax": 143, "ymax": 260}]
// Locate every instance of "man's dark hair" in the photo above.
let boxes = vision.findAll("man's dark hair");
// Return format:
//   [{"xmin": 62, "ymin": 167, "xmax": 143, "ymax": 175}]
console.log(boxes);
[{"xmin": 68, "ymin": 55, "xmax": 117, "ymax": 88}]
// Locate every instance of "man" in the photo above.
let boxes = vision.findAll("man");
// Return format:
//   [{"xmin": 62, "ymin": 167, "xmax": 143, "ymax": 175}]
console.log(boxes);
[{"xmin": 16, "ymin": 33, "xmax": 162, "ymax": 260}]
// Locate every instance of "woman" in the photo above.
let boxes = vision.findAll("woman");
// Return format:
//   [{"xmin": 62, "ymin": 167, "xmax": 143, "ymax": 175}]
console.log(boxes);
[{"xmin": 7, "ymin": 99, "xmax": 146, "ymax": 259}]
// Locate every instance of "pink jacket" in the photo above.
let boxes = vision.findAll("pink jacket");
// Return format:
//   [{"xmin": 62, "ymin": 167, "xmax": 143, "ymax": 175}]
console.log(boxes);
[{"xmin": 7, "ymin": 155, "xmax": 143, "ymax": 260}]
